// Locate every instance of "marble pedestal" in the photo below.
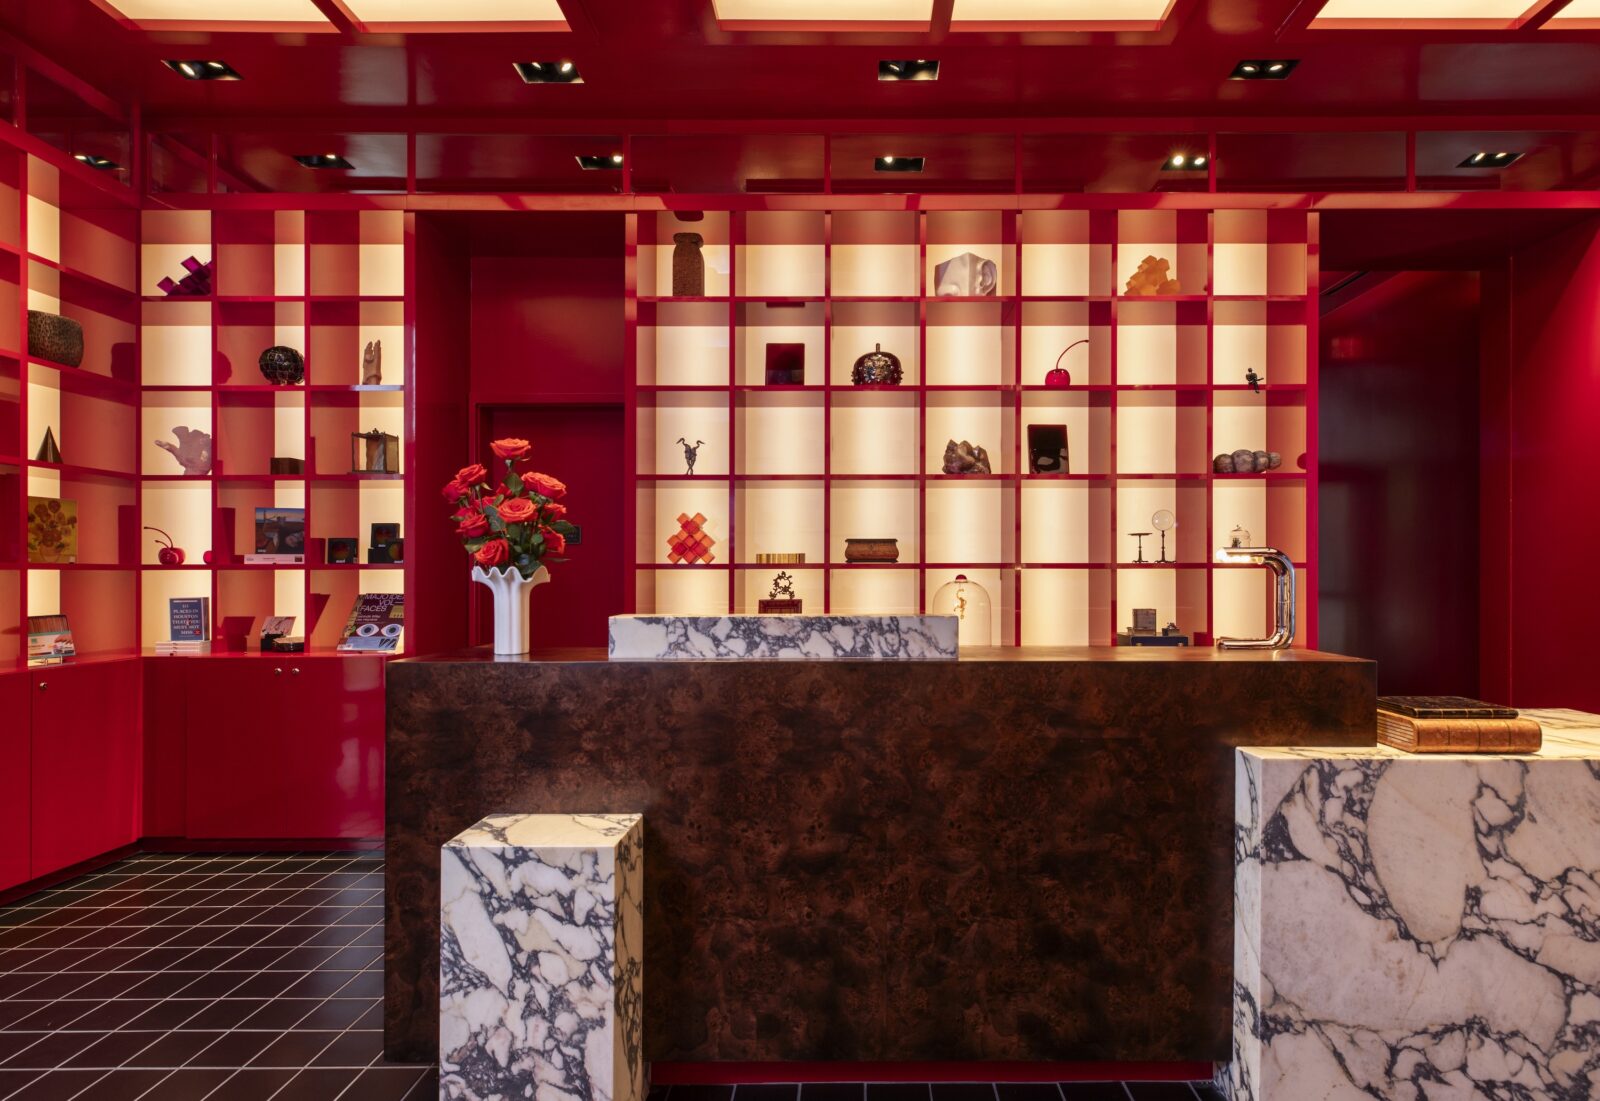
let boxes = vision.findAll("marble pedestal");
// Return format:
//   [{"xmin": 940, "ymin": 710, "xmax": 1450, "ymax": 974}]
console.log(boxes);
[
  {"xmin": 1231, "ymin": 709, "xmax": 1600, "ymax": 1101},
  {"xmin": 441, "ymin": 814, "xmax": 643, "ymax": 1101}
]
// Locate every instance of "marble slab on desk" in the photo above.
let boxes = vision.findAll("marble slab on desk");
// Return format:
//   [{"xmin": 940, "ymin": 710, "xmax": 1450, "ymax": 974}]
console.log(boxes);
[
  {"xmin": 608, "ymin": 614, "xmax": 959, "ymax": 660},
  {"xmin": 1229, "ymin": 708, "xmax": 1600, "ymax": 1101}
]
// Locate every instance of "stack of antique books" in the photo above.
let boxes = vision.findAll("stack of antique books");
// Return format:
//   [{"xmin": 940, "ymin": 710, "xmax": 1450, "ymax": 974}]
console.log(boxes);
[{"xmin": 1376, "ymin": 696, "xmax": 1542, "ymax": 753}]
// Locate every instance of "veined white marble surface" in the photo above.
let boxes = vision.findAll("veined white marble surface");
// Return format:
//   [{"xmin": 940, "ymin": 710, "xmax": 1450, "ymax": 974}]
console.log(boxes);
[
  {"xmin": 607, "ymin": 614, "xmax": 959, "ymax": 660},
  {"xmin": 441, "ymin": 813, "xmax": 643, "ymax": 1101},
  {"xmin": 1230, "ymin": 708, "xmax": 1600, "ymax": 1101}
]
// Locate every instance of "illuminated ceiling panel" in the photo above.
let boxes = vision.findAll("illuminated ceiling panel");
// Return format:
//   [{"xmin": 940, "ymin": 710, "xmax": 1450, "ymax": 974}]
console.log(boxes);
[
  {"xmin": 95, "ymin": 0, "xmax": 331, "ymax": 26},
  {"xmin": 710, "ymin": 0, "xmax": 934, "ymax": 27},
  {"xmin": 1544, "ymin": 0, "xmax": 1600, "ymax": 25},
  {"xmin": 950, "ymin": 0, "xmax": 1176, "ymax": 25},
  {"xmin": 1310, "ymin": 0, "xmax": 1543, "ymax": 26},
  {"xmin": 341, "ymin": 0, "xmax": 570, "ymax": 28}
]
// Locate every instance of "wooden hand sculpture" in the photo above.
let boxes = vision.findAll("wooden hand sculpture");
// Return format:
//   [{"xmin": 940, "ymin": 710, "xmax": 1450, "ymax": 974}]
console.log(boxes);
[
  {"xmin": 154, "ymin": 426, "xmax": 214, "ymax": 476},
  {"xmin": 362, "ymin": 339, "xmax": 382, "ymax": 385}
]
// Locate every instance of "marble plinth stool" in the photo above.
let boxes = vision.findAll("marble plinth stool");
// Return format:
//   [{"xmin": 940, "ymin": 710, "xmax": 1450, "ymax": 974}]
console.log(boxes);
[
  {"xmin": 441, "ymin": 814, "xmax": 643, "ymax": 1101},
  {"xmin": 1231, "ymin": 710, "xmax": 1600, "ymax": 1101}
]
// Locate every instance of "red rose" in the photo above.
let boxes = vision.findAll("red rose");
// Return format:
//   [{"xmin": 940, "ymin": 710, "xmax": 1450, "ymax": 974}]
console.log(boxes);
[
  {"xmin": 543, "ymin": 529, "xmax": 566, "ymax": 555},
  {"xmin": 457, "ymin": 512, "xmax": 489, "ymax": 538},
  {"xmin": 455, "ymin": 464, "xmax": 488, "ymax": 487},
  {"xmin": 491, "ymin": 438, "xmax": 531, "ymax": 460},
  {"xmin": 474, "ymin": 539, "xmax": 510, "ymax": 568},
  {"xmin": 498, "ymin": 497, "xmax": 536, "ymax": 524},
  {"xmin": 525, "ymin": 472, "xmax": 567, "ymax": 500},
  {"xmin": 542, "ymin": 502, "xmax": 568, "ymax": 520},
  {"xmin": 441, "ymin": 480, "xmax": 468, "ymax": 501}
]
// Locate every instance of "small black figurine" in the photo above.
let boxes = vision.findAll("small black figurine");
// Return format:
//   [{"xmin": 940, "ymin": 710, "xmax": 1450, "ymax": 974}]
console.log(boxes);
[
  {"xmin": 769, "ymin": 572, "xmax": 796, "ymax": 600},
  {"xmin": 1245, "ymin": 367, "xmax": 1264, "ymax": 394},
  {"xmin": 676, "ymin": 437, "xmax": 705, "ymax": 476}
]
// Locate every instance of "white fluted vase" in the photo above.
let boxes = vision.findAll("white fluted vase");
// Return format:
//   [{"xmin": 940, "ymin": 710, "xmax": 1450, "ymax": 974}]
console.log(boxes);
[{"xmin": 471, "ymin": 564, "xmax": 550, "ymax": 656}]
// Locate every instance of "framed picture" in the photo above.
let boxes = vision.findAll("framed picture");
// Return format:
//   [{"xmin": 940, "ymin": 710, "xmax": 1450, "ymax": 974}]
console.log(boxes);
[
  {"xmin": 327, "ymin": 537, "xmax": 360, "ymax": 564},
  {"xmin": 370, "ymin": 522, "xmax": 400, "ymax": 548},
  {"xmin": 253, "ymin": 507, "xmax": 306, "ymax": 555},
  {"xmin": 1027, "ymin": 424, "xmax": 1070, "ymax": 474},
  {"xmin": 27, "ymin": 497, "xmax": 78, "ymax": 563}
]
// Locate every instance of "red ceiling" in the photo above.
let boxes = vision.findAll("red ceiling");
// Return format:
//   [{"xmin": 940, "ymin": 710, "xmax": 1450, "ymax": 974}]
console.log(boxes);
[{"xmin": 3, "ymin": 0, "xmax": 1600, "ymax": 127}]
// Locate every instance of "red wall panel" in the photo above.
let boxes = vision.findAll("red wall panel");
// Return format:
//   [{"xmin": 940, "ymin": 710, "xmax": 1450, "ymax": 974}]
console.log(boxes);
[
  {"xmin": 0, "ymin": 671, "xmax": 30, "ymax": 891},
  {"xmin": 466, "ymin": 214, "xmax": 625, "ymax": 401},
  {"xmin": 1477, "ymin": 266, "xmax": 1514, "ymax": 705},
  {"xmin": 476, "ymin": 404, "xmax": 626, "ymax": 649},
  {"xmin": 1501, "ymin": 219, "xmax": 1600, "ymax": 710},
  {"xmin": 1319, "ymin": 270, "xmax": 1482, "ymax": 694},
  {"xmin": 410, "ymin": 215, "xmax": 474, "ymax": 658}
]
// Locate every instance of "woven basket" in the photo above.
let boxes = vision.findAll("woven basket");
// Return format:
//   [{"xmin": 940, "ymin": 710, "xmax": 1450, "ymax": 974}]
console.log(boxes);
[{"xmin": 27, "ymin": 310, "xmax": 84, "ymax": 368}]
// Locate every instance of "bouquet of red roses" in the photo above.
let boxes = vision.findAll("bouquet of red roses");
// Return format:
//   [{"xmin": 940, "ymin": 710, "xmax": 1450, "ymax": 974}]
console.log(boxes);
[{"xmin": 443, "ymin": 438, "xmax": 577, "ymax": 580}]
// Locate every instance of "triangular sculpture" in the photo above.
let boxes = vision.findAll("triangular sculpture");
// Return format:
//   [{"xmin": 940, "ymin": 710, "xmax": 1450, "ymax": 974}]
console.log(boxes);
[{"xmin": 34, "ymin": 425, "xmax": 61, "ymax": 464}]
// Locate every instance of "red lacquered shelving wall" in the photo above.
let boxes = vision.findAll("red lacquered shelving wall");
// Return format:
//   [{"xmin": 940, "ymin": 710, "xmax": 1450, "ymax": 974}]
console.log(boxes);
[{"xmin": 628, "ymin": 206, "xmax": 1318, "ymax": 648}]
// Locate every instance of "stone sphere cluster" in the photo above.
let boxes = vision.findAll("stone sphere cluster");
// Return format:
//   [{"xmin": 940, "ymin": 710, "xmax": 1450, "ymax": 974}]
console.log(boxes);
[{"xmin": 1214, "ymin": 449, "xmax": 1281, "ymax": 474}]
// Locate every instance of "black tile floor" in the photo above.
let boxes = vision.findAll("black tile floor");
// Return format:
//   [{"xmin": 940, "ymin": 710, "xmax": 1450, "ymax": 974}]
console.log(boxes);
[
  {"xmin": 0, "ymin": 852, "xmax": 428, "ymax": 1100},
  {"xmin": 0, "ymin": 852, "xmax": 1227, "ymax": 1101}
]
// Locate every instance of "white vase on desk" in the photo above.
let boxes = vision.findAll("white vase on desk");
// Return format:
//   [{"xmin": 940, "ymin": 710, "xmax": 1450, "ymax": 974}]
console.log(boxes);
[{"xmin": 472, "ymin": 564, "xmax": 549, "ymax": 656}]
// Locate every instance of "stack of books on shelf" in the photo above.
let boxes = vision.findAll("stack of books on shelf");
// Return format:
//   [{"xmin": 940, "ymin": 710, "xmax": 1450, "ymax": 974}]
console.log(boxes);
[{"xmin": 157, "ymin": 597, "xmax": 212, "ymax": 656}]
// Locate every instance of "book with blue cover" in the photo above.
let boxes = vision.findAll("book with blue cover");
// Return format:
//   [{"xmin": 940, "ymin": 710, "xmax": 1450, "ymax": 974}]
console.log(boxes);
[{"xmin": 168, "ymin": 597, "xmax": 211, "ymax": 642}]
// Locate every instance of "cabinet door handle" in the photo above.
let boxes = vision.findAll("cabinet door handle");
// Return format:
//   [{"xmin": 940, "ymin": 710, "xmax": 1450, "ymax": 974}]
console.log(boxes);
[
  {"xmin": 274, "ymin": 667, "xmax": 283, "ymax": 676},
  {"xmin": 37, "ymin": 682, "xmax": 47, "ymax": 691},
  {"xmin": 290, "ymin": 667, "xmax": 301, "ymax": 676}
]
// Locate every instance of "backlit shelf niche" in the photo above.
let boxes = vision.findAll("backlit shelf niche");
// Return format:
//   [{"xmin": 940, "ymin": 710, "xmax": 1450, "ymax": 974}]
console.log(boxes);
[
  {"xmin": 136, "ymin": 208, "xmax": 409, "ymax": 653},
  {"xmin": 0, "ymin": 150, "xmax": 142, "ymax": 665},
  {"xmin": 630, "ymin": 207, "xmax": 1316, "ymax": 647}
]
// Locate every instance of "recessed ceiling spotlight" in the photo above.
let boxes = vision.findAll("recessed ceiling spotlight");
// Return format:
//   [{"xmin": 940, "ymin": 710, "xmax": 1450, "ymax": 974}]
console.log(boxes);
[
  {"xmin": 875, "ymin": 155, "xmax": 926, "ymax": 172},
  {"xmin": 1230, "ymin": 59, "xmax": 1298, "ymax": 80},
  {"xmin": 163, "ymin": 59, "xmax": 241, "ymax": 81},
  {"xmin": 1162, "ymin": 152, "xmax": 1207, "ymax": 171},
  {"xmin": 576, "ymin": 153, "xmax": 624, "ymax": 170},
  {"xmin": 879, "ymin": 59, "xmax": 940, "ymax": 81},
  {"xmin": 1458, "ymin": 151, "xmax": 1522, "ymax": 168},
  {"xmin": 514, "ymin": 60, "xmax": 582, "ymax": 84},
  {"xmin": 73, "ymin": 154, "xmax": 120, "ymax": 171},
  {"xmin": 293, "ymin": 153, "xmax": 354, "ymax": 169}
]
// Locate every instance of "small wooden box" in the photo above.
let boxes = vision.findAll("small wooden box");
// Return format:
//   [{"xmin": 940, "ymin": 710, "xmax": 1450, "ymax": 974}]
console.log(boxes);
[
  {"xmin": 844, "ymin": 538, "xmax": 899, "ymax": 563},
  {"xmin": 757, "ymin": 599, "xmax": 803, "ymax": 614}
]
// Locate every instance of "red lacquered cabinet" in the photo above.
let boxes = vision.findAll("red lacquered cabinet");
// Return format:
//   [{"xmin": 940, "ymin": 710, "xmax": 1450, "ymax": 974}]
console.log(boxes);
[
  {"xmin": 0, "ymin": 672, "xmax": 30, "ymax": 892},
  {"xmin": 29, "ymin": 660, "xmax": 142, "ymax": 876},
  {"xmin": 184, "ymin": 656, "xmax": 385, "ymax": 840}
]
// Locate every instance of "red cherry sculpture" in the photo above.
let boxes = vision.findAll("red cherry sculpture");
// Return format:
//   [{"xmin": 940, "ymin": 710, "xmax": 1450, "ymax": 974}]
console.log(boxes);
[
  {"xmin": 145, "ymin": 525, "xmax": 187, "ymax": 566},
  {"xmin": 1047, "ymin": 338, "xmax": 1089, "ymax": 388}
]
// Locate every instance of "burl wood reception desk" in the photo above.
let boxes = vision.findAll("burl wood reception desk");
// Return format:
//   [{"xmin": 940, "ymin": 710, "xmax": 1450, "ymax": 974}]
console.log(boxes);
[{"xmin": 384, "ymin": 646, "xmax": 1374, "ymax": 1065}]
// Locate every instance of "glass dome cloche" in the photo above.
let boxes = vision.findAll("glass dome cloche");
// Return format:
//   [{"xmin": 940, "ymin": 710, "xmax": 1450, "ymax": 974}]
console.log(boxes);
[{"xmin": 931, "ymin": 573, "xmax": 992, "ymax": 647}]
